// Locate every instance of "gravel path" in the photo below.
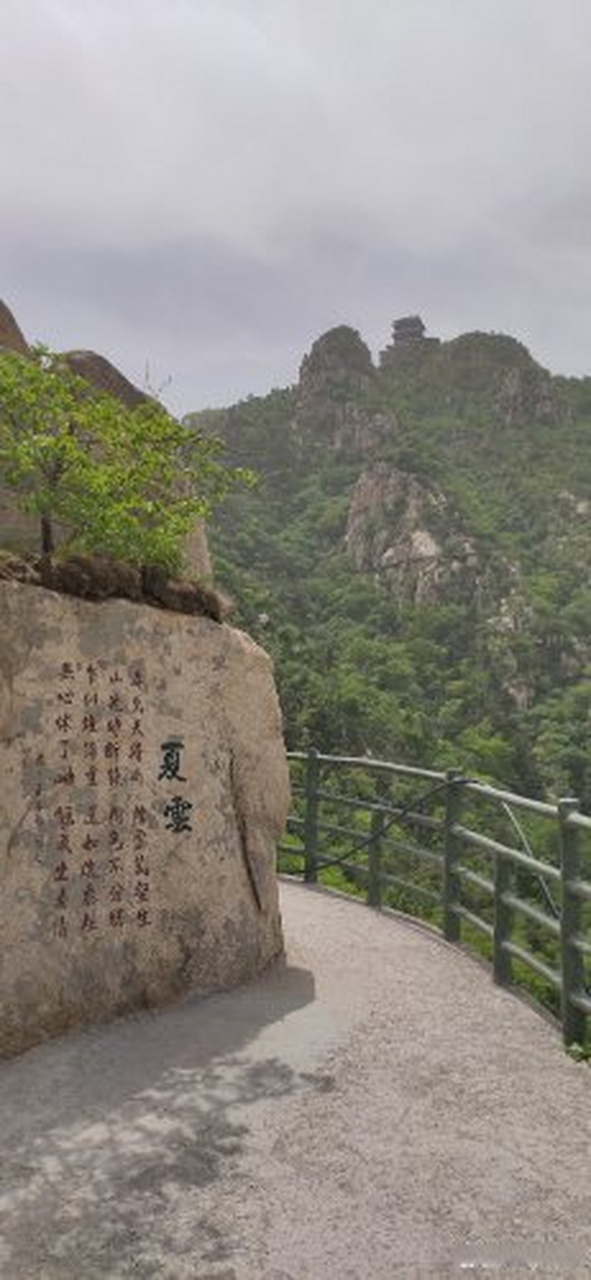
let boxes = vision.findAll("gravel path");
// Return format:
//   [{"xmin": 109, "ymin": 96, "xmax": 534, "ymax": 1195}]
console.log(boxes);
[{"xmin": 0, "ymin": 880, "xmax": 590, "ymax": 1278}]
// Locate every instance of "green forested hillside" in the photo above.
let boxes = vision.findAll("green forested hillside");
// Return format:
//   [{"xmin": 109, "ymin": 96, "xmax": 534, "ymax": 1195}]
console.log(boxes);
[{"xmin": 185, "ymin": 322, "xmax": 591, "ymax": 808}]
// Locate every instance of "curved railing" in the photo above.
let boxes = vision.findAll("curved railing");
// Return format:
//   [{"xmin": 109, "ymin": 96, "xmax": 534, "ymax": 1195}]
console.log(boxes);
[{"xmin": 279, "ymin": 749, "xmax": 591, "ymax": 1051}]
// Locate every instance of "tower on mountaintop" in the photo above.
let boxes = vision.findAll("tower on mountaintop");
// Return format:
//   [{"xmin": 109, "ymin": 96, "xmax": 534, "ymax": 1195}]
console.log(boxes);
[{"xmin": 379, "ymin": 315, "xmax": 440, "ymax": 369}]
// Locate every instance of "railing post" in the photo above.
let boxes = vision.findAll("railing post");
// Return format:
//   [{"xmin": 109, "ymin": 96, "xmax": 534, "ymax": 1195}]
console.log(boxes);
[
  {"xmin": 303, "ymin": 747, "xmax": 320, "ymax": 883},
  {"xmin": 558, "ymin": 797, "xmax": 586, "ymax": 1047},
  {"xmin": 443, "ymin": 769, "xmax": 462, "ymax": 942},
  {"xmin": 367, "ymin": 790, "xmax": 386, "ymax": 909},
  {"xmin": 493, "ymin": 854, "xmax": 514, "ymax": 986}
]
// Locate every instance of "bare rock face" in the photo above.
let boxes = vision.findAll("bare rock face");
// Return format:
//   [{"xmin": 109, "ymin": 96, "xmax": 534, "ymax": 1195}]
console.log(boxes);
[
  {"xmin": 0, "ymin": 299, "xmax": 29, "ymax": 356},
  {"xmin": 494, "ymin": 365, "xmax": 557, "ymax": 426},
  {"xmin": 62, "ymin": 350, "xmax": 148, "ymax": 409},
  {"xmin": 295, "ymin": 326, "xmax": 396, "ymax": 453},
  {"xmin": 0, "ymin": 581, "xmax": 288, "ymax": 1057},
  {"xmin": 332, "ymin": 407, "xmax": 394, "ymax": 454},
  {"xmin": 346, "ymin": 463, "xmax": 478, "ymax": 604},
  {"xmin": 299, "ymin": 325, "xmax": 374, "ymax": 389},
  {"xmin": 296, "ymin": 327, "xmax": 374, "ymax": 435}
]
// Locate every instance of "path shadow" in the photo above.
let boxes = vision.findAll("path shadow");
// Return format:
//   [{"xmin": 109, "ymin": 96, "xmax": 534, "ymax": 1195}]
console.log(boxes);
[{"xmin": 0, "ymin": 957, "xmax": 317, "ymax": 1278}]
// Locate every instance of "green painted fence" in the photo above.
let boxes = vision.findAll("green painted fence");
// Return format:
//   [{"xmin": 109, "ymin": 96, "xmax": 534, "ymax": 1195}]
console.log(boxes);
[{"xmin": 279, "ymin": 750, "xmax": 591, "ymax": 1050}]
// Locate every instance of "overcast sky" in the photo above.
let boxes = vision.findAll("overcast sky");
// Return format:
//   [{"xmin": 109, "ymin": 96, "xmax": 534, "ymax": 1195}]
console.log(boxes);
[{"xmin": 2, "ymin": 0, "xmax": 591, "ymax": 413}]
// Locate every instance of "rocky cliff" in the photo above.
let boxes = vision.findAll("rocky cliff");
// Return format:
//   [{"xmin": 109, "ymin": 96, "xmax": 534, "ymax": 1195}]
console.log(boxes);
[
  {"xmin": 295, "ymin": 326, "xmax": 395, "ymax": 454},
  {"xmin": 345, "ymin": 463, "xmax": 480, "ymax": 605}
]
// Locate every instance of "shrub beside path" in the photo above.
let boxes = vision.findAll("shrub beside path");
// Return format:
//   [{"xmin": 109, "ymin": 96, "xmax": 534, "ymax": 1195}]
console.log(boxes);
[{"xmin": 0, "ymin": 881, "xmax": 590, "ymax": 1278}]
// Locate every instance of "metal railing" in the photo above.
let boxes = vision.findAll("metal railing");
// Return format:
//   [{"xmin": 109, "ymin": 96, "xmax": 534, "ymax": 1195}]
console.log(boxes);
[{"xmin": 279, "ymin": 749, "xmax": 591, "ymax": 1050}]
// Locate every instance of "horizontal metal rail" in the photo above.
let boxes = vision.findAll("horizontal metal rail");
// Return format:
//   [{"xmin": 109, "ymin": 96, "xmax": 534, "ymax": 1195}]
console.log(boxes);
[
  {"xmin": 315, "ymin": 790, "xmax": 387, "ymax": 813},
  {"xmin": 313, "ymin": 791, "xmax": 444, "ymax": 832},
  {"xmin": 502, "ymin": 941, "xmax": 562, "ymax": 990},
  {"xmin": 316, "ymin": 856, "xmax": 366, "ymax": 880},
  {"xmin": 568, "ymin": 811, "xmax": 591, "ymax": 832},
  {"xmin": 381, "ymin": 872, "xmax": 440, "ymax": 904},
  {"xmin": 308, "ymin": 752, "xmax": 446, "ymax": 782},
  {"xmin": 570, "ymin": 991, "xmax": 591, "ymax": 1015},
  {"xmin": 572, "ymin": 934, "xmax": 591, "ymax": 957},
  {"xmin": 393, "ymin": 811, "xmax": 443, "ymax": 833},
  {"xmin": 501, "ymin": 893, "xmax": 561, "ymax": 938},
  {"xmin": 567, "ymin": 879, "xmax": 591, "ymax": 902},
  {"xmin": 456, "ymin": 866, "xmax": 494, "ymax": 896},
  {"xmin": 315, "ymin": 819, "xmax": 372, "ymax": 842},
  {"xmin": 284, "ymin": 749, "xmax": 591, "ymax": 1049},
  {"xmin": 453, "ymin": 825, "xmax": 561, "ymax": 881},
  {"xmin": 466, "ymin": 781, "xmax": 558, "ymax": 818},
  {"xmin": 383, "ymin": 836, "xmax": 443, "ymax": 867},
  {"xmin": 451, "ymin": 904, "xmax": 494, "ymax": 939}
]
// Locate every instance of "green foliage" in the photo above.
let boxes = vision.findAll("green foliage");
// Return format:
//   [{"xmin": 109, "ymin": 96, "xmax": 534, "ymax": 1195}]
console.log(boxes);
[
  {"xmin": 187, "ymin": 326, "xmax": 591, "ymax": 809},
  {"xmin": 566, "ymin": 1042, "xmax": 591, "ymax": 1063},
  {"xmin": 0, "ymin": 347, "xmax": 247, "ymax": 572}
]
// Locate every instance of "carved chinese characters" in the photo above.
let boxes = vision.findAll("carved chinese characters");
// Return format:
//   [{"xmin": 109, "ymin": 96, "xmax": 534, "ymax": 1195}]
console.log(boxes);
[
  {"xmin": 21, "ymin": 659, "xmax": 205, "ymax": 944},
  {"xmin": 159, "ymin": 737, "xmax": 194, "ymax": 834},
  {"xmin": 0, "ymin": 582, "xmax": 287, "ymax": 1057},
  {"xmin": 29, "ymin": 658, "xmax": 154, "ymax": 940}
]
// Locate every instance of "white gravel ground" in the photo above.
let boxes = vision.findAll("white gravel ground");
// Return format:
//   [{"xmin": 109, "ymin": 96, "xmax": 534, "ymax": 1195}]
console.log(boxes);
[{"xmin": 0, "ymin": 880, "xmax": 590, "ymax": 1279}]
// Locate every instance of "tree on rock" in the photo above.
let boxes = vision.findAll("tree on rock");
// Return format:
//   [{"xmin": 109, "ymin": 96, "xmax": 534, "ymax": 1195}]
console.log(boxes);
[{"xmin": 0, "ymin": 347, "xmax": 246, "ymax": 578}]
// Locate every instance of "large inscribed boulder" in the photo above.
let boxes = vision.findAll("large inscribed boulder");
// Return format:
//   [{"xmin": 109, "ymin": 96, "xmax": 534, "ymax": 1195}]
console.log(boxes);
[{"xmin": 0, "ymin": 581, "xmax": 288, "ymax": 1057}]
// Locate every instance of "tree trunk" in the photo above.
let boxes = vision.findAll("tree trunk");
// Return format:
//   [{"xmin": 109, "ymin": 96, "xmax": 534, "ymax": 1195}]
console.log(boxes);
[{"xmin": 39, "ymin": 512, "xmax": 54, "ymax": 587}]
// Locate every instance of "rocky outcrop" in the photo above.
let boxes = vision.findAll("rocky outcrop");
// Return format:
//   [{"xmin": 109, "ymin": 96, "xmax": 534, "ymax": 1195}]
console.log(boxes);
[
  {"xmin": 299, "ymin": 326, "xmax": 374, "ymax": 392},
  {"xmin": 346, "ymin": 463, "xmax": 479, "ymax": 604},
  {"xmin": 331, "ymin": 407, "xmax": 395, "ymax": 453},
  {"xmin": 0, "ymin": 580, "xmax": 288, "ymax": 1056},
  {"xmin": 296, "ymin": 397, "xmax": 395, "ymax": 456},
  {"xmin": 493, "ymin": 364, "xmax": 557, "ymax": 426},
  {"xmin": 294, "ymin": 326, "xmax": 397, "ymax": 454},
  {"xmin": 438, "ymin": 333, "xmax": 560, "ymax": 425},
  {"xmin": 62, "ymin": 350, "xmax": 148, "ymax": 409},
  {"xmin": 0, "ymin": 553, "xmax": 225, "ymax": 617},
  {"xmin": 296, "ymin": 327, "xmax": 374, "ymax": 438},
  {"xmin": 0, "ymin": 300, "xmax": 29, "ymax": 356}
]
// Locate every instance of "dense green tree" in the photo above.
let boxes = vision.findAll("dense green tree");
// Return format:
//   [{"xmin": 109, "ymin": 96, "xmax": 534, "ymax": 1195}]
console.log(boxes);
[
  {"xmin": 0, "ymin": 347, "xmax": 244, "ymax": 575},
  {"xmin": 188, "ymin": 327, "xmax": 591, "ymax": 805}
]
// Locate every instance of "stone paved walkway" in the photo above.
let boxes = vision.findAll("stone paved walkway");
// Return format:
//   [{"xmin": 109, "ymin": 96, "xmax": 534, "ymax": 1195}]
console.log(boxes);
[{"xmin": 0, "ymin": 881, "xmax": 590, "ymax": 1278}]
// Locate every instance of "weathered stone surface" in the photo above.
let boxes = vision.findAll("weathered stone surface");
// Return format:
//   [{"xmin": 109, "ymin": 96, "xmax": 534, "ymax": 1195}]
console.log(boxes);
[
  {"xmin": 62, "ymin": 349, "xmax": 148, "ymax": 409},
  {"xmin": 345, "ymin": 463, "xmax": 479, "ymax": 604},
  {"xmin": 0, "ymin": 493, "xmax": 43, "ymax": 555},
  {"xmin": 0, "ymin": 299, "xmax": 29, "ymax": 356},
  {"xmin": 0, "ymin": 581, "xmax": 287, "ymax": 1057},
  {"xmin": 299, "ymin": 325, "xmax": 374, "ymax": 386},
  {"xmin": 293, "ymin": 326, "xmax": 392, "ymax": 455},
  {"xmin": 297, "ymin": 327, "xmax": 374, "ymax": 433},
  {"xmin": 183, "ymin": 518, "xmax": 213, "ymax": 579}
]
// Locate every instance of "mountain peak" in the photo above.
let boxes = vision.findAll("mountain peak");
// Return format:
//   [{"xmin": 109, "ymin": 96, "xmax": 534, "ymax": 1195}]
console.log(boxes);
[{"xmin": 299, "ymin": 326, "xmax": 374, "ymax": 387}]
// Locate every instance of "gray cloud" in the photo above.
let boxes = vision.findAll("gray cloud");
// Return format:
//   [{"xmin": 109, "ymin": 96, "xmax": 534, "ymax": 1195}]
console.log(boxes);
[{"xmin": 2, "ymin": 0, "xmax": 591, "ymax": 411}]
